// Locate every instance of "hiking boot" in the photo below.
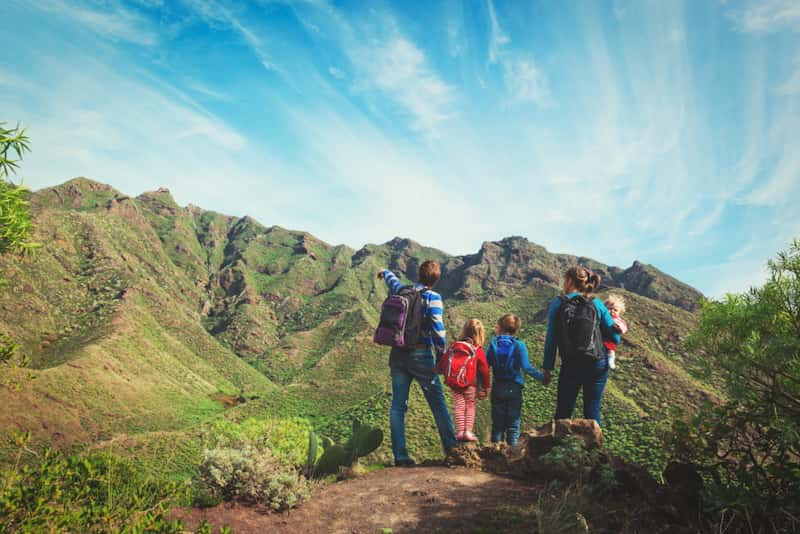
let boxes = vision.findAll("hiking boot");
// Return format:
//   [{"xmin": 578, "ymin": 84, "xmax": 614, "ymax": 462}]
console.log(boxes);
[
  {"xmin": 395, "ymin": 458, "xmax": 416, "ymax": 468},
  {"xmin": 464, "ymin": 431, "xmax": 478, "ymax": 442}
]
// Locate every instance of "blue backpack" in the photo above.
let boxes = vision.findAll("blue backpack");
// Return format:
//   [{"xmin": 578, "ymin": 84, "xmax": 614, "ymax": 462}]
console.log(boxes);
[{"xmin": 491, "ymin": 335, "xmax": 518, "ymax": 381}]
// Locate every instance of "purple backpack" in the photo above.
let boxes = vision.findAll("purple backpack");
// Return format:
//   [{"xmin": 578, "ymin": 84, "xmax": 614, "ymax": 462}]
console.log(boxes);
[{"xmin": 373, "ymin": 286, "xmax": 425, "ymax": 348}]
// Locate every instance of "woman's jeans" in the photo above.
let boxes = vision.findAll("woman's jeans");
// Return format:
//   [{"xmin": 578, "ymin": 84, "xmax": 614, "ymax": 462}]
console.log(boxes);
[
  {"xmin": 491, "ymin": 380, "xmax": 523, "ymax": 445},
  {"xmin": 554, "ymin": 357, "xmax": 610, "ymax": 426},
  {"xmin": 389, "ymin": 347, "xmax": 456, "ymax": 462}
]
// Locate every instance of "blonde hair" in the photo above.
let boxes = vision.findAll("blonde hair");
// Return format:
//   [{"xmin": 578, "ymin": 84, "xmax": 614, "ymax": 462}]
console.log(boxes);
[
  {"xmin": 496, "ymin": 313, "xmax": 521, "ymax": 335},
  {"xmin": 459, "ymin": 318, "xmax": 485, "ymax": 348},
  {"xmin": 605, "ymin": 294, "xmax": 626, "ymax": 315}
]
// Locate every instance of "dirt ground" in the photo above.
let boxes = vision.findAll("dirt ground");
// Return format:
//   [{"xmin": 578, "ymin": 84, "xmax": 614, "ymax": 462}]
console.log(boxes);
[{"xmin": 174, "ymin": 466, "xmax": 543, "ymax": 533}]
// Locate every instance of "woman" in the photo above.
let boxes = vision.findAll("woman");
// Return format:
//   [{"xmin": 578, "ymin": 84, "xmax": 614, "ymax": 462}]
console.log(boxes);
[{"xmin": 541, "ymin": 266, "xmax": 621, "ymax": 426}]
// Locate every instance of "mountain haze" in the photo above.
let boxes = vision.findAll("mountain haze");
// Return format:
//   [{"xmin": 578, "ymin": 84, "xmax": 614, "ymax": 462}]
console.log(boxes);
[{"xmin": 0, "ymin": 178, "xmax": 708, "ymax": 473}]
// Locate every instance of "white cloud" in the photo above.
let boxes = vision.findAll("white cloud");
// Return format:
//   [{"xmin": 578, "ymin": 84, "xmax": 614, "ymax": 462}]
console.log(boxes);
[
  {"xmin": 363, "ymin": 37, "xmax": 455, "ymax": 135},
  {"xmin": 776, "ymin": 61, "xmax": 800, "ymax": 94},
  {"xmin": 502, "ymin": 58, "xmax": 551, "ymax": 105},
  {"xmin": 486, "ymin": 0, "xmax": 509, "ymax": 63},
  {"xmin": 732, "ymin": 0, "xmax": 800, "ymax": 33},
  {"xmin": 30, "ymin": 0, "xmax": 158, "ymax": 46}
]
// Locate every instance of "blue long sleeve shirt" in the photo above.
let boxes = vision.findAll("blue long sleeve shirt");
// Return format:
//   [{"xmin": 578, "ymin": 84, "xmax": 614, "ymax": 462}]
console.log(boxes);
[
  {"xmin": 486, "ymin": 335, "xmax": 544, "ymax": 386},
  {"xmin": 542, "ymin": 293, "xmax": 621, "ymax": 370},
  {"xmin": 382, "ymin": 269, "xmax": 447, "ymax": 357}
]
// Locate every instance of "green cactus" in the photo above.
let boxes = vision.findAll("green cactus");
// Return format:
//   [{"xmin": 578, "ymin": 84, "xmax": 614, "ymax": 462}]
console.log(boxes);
[
  {"xmin": 315, "ymin": 443, "xmax": 349, "ymax": 476},
  {"xmin": 346, "ymin": 419, "xmax": 383, "ymax": 462},
  {"xmin": 305, "ymin": 431, "xmax": 318, "ymax": 476},
  {"xmin": 309, "ymin": 419, "xmax": 384, "ymax": 477}
]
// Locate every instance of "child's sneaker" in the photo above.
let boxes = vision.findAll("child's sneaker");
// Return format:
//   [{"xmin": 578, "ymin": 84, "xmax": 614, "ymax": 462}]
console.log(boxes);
[
  {"xmin": 464, "ymin": 431, "xmax": 478, "ymax": 442},
  {"xmin": 608, "ymin": 351, "xmax": 617, "ymax": 370},
  {"xmin": 456, "ymin": 431, "xmax": 467, "ymax": 441}
]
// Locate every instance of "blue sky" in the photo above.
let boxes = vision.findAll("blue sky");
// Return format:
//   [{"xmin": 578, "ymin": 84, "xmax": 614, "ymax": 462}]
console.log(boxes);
[{"xmin": 1, "ymin": 0, "xmax": 798, "ymax": 297}]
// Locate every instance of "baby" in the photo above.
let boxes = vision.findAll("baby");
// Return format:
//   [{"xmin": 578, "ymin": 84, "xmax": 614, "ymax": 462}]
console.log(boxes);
[{"xmin": 603, "ymin": 294, "xmax": 629, "ymax": 370}]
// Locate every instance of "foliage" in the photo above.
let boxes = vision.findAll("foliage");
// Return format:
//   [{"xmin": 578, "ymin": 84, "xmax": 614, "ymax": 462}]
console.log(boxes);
[
  {"xmin": 0, "ymin": 434, "xmax": 188, "ymax": 533},
  {"xmin": 198, "ymin": 446, "xmax": 310, "ymax": 511},
  {"xmin": 0, "ymin": 122, "xmax": 30, "ymax": 180},
  {"xmin": 205, "ymin": 416, "xmax": 317, "ymax": 467},
  {"xmin": 0, "ymin": 122, "xmax": 37, "ymax": 260},
  {"xmin": 0, "ymin": 333, "xmax": 17, "ymax": 364},
  {"xmin": 669, "ymin": 240, "xmax": 800, "ymax": 532}
]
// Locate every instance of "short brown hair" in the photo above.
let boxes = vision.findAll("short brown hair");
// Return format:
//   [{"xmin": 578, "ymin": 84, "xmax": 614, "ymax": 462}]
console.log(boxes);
[
  {"xmin": 497, "ymin": 313, "xmax": 521, "ymax": 335},
  {"xmin": 564, "ymin": 265, "xmax": 601, "ymax": 295},
  {"xmin": 419, "ymin": 260, "xmax": 441, "ymax": 287}
]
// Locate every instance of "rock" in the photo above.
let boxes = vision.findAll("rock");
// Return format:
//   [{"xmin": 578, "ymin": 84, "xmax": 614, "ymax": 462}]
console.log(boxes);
[
  {"xmin": 532, "ymin": 418, "xmax": 603, "ymax": 449},
  {"xmin": 445, "ymin": 442, "xmax": 483, "ymax": 469},
  {"xmin": 504, "ymin": 419, "xmax": 605, "ymax": 482},
  {"xmin": 664, "ymin": 461, "xmax": 704, "ymax": 515}
]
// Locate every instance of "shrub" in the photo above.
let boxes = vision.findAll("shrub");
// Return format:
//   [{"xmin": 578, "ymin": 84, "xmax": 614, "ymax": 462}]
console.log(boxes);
[
  {"xmin": 669, "ymin": 240, "xmax": 800, "ymax": 532},
  {"xmin": 205, "ymin": 416, "xmax": 317, "ymax": 467},
  {"xmin": 0, "ymin": 437, "xmax": 186, "ymax": 532},
  {"xmin": 198, "ymin": 446, "xmax": 310, "ymax": 511}
]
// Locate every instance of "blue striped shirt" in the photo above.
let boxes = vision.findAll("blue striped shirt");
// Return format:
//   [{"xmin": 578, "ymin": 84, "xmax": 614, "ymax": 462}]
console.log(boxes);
[{"xmin": 382, "ymin": 269, "xmax": 447, "ymax": 357}]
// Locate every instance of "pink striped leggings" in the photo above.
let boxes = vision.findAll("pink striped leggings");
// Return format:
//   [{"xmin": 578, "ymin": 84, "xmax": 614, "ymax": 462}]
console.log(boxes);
[{"xmin": 452, "ymin": 386, "xmax": 477, "ymax": 434}]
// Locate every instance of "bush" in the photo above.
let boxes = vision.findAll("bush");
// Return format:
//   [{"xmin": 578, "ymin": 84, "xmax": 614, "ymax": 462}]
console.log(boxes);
[
  {"xmin": 669, "ymin": 240, "xmax": 800, "ymax": 533},
  {"xmin": 198, "ymin": 447, "xmax": 310, "ymax": 511},
  {"xmin": 0, "ymin": 437, "xmax": 186, "ymax": 532},
  {"xmin": 205, "ymin": 417, "xmax": 317, "ymax": 467}
]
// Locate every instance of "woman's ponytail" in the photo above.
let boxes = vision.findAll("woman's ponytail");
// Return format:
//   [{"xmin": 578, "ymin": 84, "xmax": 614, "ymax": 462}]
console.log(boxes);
[{"xmin": 564, "ymin": 265, "xmax": 601, "ymax": 295}]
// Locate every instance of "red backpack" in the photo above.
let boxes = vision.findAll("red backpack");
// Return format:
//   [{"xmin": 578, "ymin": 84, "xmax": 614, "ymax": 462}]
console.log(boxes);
[{"xmin": 442, "ymin": 340, "xmax": 478, "ymax": 389}]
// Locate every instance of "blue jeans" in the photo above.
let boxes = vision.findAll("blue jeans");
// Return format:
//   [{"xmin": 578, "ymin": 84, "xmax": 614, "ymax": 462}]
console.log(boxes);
[
  {"xmin": 554, "ymin": 357, "xmax": 609, "ymax": 426},
  {"xmin": 491, "ymin": 380, "xmax": 523, "ymax": 445},
  {"xmin": 389, "ymin": 347, "xmax": 456, "ymax": 462}
]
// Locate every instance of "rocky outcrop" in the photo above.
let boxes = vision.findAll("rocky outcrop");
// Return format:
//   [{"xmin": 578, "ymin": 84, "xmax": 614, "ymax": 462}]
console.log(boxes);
[{"xmin": 445, "ymin": 419, "xmax": 703, "ymax": 527}]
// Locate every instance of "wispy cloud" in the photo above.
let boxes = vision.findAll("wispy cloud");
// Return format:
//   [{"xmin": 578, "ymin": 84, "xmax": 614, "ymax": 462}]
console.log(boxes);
[
  {"xmin": 732, "ymin": 0, "xmax": 800, "ymax": 33},
  {"xmin": 30, "ymin": 0, "xmax": 157, "ymax": 46},
  {"xmin": 484, "ymin": 0, "xmax": 551, "ymax": 106},
  {"xmin": 360, "ymin": 36, "xmax": 456, "ymax": 135}
]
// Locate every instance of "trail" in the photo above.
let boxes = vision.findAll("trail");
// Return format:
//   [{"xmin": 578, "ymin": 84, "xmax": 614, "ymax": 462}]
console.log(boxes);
[{"xmin": 175, "ymin": 466, "xmax": 543, "ymax": 533}]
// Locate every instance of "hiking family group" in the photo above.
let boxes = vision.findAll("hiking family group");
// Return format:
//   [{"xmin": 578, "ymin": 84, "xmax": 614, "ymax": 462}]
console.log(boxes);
[{"xmin": 375, "ymin": 261, "xmax": 629, "ymax": 467}]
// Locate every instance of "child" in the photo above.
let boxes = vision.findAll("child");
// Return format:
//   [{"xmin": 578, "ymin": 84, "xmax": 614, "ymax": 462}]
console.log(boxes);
[
  {"xmin": 439, "ymin": 319, "xmax": 490, "ymax": 442},
  {"xmin": 603, "ymin": 294, "xmax": 629, "ymax": 370},
  {"xmin": 487, "ymin": 313, "xmax": 543, "ymax": 446}
]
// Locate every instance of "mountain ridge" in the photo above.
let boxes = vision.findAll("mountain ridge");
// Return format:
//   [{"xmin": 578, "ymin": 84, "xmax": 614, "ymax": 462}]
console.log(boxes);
[{"xmin": 0, "ymin": 177, "xmax": 710, "ymax": 476}]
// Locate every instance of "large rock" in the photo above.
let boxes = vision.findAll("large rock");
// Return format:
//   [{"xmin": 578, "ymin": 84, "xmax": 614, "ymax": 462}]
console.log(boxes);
[{"xmin": 507, "ymin": 419, "xmax": 605, "ymax": 481}]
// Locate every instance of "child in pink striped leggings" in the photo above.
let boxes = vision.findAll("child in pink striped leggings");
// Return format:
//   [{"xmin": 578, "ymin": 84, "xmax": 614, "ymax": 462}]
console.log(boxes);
[{"xmin": 440, "ymin": 319, "xmax": 491, "ymax": 442}]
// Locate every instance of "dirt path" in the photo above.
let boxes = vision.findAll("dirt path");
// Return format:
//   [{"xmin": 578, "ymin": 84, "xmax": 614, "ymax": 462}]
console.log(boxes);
[{"xmin": 175, "ymin": 466, "xmax": 544, "ymax": 533}]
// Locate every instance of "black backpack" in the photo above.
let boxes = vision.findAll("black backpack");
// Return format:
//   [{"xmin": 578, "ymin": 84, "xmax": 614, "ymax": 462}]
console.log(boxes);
[
  {"xmin": 557, "ymin": 295, "xmax": 603, "ymax": 365},
  {"xmin": 373, "ymin": 285, "xmax": 425, "ymax": 348}
]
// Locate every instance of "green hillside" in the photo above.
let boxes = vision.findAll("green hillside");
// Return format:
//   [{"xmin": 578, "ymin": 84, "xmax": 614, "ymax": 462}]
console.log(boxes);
[{"xmin": 0, "ymin": 177, "xmax": 709, "ymax": 477}]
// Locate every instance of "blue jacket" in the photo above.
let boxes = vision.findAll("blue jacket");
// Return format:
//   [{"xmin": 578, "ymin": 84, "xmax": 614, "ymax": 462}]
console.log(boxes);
[
  {"xmin": 487, "ymin": 335, "xmax": 544, "ymax": 386},
  {"xmin": 542, "ymin": 293, "xmax": 621, "ymax": 370}
]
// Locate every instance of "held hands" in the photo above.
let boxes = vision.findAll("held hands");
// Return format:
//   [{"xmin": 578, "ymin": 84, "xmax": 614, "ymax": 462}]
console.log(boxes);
[
  {"xmin": 542, "ymin": 369, "xmax": 552, "ymax": 386},
  {"xmin": 377, "ymin": 270, "xmax": 385, "ymax": 280},
  {"xmin": 477, "ymin": 388, "xmax": 488, "ymax": 400}
]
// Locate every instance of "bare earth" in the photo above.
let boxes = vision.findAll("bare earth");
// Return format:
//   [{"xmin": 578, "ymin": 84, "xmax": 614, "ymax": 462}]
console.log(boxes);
[{"xmin": 174, "ymin": 466, "xmax": 543, "ymax": 533}]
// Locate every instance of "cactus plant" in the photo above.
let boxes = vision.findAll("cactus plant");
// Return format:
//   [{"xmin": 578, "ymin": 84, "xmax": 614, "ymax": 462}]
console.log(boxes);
[
  {"xmin": 304, "ymin": 430, "xmax": 319, "ymax": 477},
  {"xmin": 308, "ymin": 419, "xmax": 384, "ymax": 477}
]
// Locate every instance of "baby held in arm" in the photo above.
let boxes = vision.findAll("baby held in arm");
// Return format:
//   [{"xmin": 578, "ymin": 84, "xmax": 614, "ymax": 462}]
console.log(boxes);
[{"xmin": 603, "ymin": 294, "xmax": 629, "ymax": 370}]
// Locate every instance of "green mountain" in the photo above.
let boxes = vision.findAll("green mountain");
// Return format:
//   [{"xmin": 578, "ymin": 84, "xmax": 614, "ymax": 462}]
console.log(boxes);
[{"xmin": 0, "ymin": 178, "xmax": 709, "ymax": 475}]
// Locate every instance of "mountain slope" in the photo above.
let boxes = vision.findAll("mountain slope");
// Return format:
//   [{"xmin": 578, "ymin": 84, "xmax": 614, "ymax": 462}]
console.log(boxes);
[{"xmin": 0, "ymin": 178, "xmax": 707, "ymax": 473}]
